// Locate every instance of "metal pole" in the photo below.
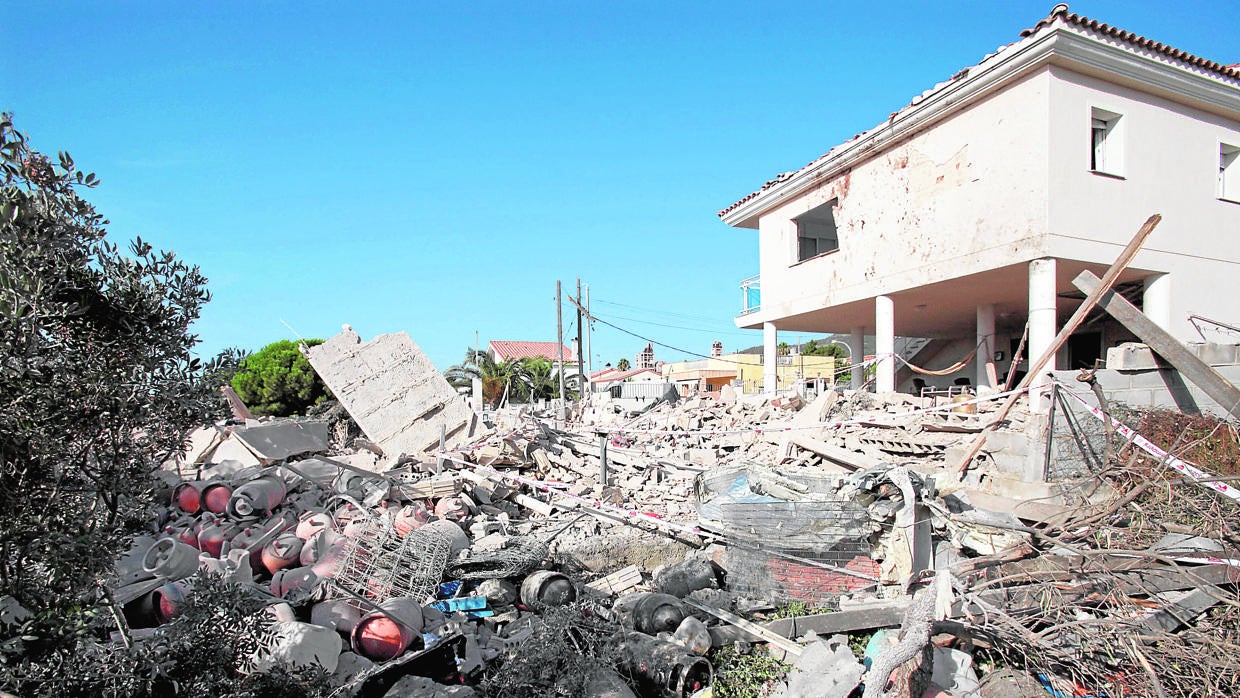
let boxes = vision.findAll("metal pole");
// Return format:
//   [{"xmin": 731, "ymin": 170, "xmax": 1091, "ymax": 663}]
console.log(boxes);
[
  {"xmin": 576, "ymin": 278, "xmax": 585, "ymax": 404},
  {"xmin": 556, "ymin": 280, "xmax": 566, "ymax": 423},
  {"xmin": 584, "ymin": 283, "xmax": 593, "ymax": 392},
  {"xmin": 437, "ymin": 424, "xmax": 446, "ymax": 474},
  {"xmin": 1042, "ymin": 381, "xmax": 1058, "ymax": 481}
]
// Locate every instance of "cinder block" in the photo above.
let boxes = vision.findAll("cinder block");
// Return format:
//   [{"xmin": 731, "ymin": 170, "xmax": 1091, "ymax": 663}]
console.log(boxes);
[
  {"xmin": 1196, "ymin": 343, "xmax": 1239, "ymax": 366},
  {"xmin": 1106, "ymin": 343, "xmax": 1162, "ymax": 371},
  {"xmin": 1126, "ymin": 370, "xmax": 1175, "ymax": 390}
]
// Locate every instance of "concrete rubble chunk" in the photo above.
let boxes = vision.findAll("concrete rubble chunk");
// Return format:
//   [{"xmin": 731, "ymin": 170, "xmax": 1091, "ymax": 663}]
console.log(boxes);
[
  {"xmin": 773, "ymin": 633, "xmax": 864, "ymax": 698},
  {"xmin": 304, "ymin": 326, "xmax": 475, "ymax": 457}
]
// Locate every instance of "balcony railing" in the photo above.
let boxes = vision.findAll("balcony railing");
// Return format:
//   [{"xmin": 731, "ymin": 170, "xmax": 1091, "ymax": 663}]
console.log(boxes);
[{"xmin": 739, "ymin": 274, "xmax": 760, "ymax": 316}]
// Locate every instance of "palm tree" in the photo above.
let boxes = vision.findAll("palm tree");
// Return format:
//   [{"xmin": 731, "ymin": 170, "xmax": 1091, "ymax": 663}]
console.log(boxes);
[
  {"xmin": 616, "ymin": 358, "xmax": 631, "ymax": 371},
  {"xmin": 443, "ymin": 348, "xmax": 517, "ymax": 406},
  {"xmin": 508, "ymin": 357, "xmax": 562, "ymax": 402}
]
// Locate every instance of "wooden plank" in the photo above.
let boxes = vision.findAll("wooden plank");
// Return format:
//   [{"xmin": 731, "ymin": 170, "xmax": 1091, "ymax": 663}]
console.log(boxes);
[
  {"xmin": 585, "ymin": 565, "xmax": 644, "ymax": 595},
  {"xmin": 954, "ymin": 214, "xmax": 1162, "ymax": 475},
  {"xmin": 709, "ymin": 604, "xmax": 908, "ymax": 646},
  {"xmin": 1074, "ymin": 269, "xmax": 1240, "ymax": 418},
  {"xmin": 1137, "ymin": 587, "xmax": 1222, "ymax": 634},
  {"xmin": 686, "ymin": 598, "xmax": 804, "ymax": 659},
  {"xmin": 969, "ymin": 562, "xmax": 1240, "ymax": 616}
]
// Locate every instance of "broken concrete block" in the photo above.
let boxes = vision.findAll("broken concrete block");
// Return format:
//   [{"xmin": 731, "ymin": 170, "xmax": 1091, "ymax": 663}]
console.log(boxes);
[
  {"xmin": 1106, "ymin": 342, "xmax": 1164, "ymax": 371},
  {"xmin": 304, "ymin": 327, "xmax": 474, "ymax": 457},
  {"xmin": 774, "ymin": 634, "xmax": 863, "ymax": 698},
  {"xmin": 258, "ymin": 620, "xmax": 341, "ymax": 673}
]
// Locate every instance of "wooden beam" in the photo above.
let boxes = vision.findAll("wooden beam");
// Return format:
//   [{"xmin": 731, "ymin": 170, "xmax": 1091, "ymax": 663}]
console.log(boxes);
[
  {"xmin": 954, "ymin": 214, "xmax": 1162, "ymax": 475},
  {"xmin": 685, "ymin": 598, "xmax": 804, "ymax": 659},
  {"xmin": 1074, "ymin": 269, "xmax": 1240, "ymax": 418},
  {"xmin": 708, "ymin": 603, "xmax": 908, "ymax": 647}
]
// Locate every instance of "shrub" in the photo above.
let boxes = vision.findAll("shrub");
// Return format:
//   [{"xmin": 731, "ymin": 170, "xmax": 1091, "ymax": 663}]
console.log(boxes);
[
  {"xmin": 230, "ymin": 339, "xmax": 329, "ymax": 416},
  {"xmin": 0, "ymin": 114, "xmax": 238, "ymax": 690}
]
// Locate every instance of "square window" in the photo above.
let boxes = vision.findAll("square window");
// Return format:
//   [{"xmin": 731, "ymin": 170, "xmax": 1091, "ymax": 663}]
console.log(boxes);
[
  {"xmin": 1090, "ymin": 107, "xmax": 1123, "ymax": 176},
  {"xmin": 794, "ymin": 199, "xmax": 839, "ymax": 262},
  {"xmin": 1221, "ymin": 143, "xmax": 1239, "ymax": 203}
]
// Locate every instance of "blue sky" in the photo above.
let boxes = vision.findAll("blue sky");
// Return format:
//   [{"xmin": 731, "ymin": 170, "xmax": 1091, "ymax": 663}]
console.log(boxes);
[{"xmin": 6, "ymin": 1, "xmax": 1238, "ymax": 371}]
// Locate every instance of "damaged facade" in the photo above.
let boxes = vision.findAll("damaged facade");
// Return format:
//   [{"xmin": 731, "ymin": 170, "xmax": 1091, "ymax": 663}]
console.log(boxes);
[{"xmin": 721, "ymin": 7, "xmax": 1240, "ymax": 402}]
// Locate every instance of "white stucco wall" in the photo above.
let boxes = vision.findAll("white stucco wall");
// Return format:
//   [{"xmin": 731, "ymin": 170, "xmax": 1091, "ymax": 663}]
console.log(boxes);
[
  {"xmin": 754, "ymin": 69, "xmax": 1055, "ymax": 328},
  {"xmin": 1046, "ymin": 66, "xmax": 1240, "ymax": 342}
]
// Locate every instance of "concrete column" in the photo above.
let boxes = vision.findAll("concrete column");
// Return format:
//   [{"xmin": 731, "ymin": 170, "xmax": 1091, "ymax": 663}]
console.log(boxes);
[
  {"xmin": 763, "ymin": 322, "xmax": 778, "ymax": 395},
  {"xmin": 876, "ymin": 296, "xmax": 895, "ymax": 393},
  {"xmin": 1028, "ymin": 258, "xmax": 1058, "ymax": 411},
  {"xmin": 471, "ymin": 377, "xmax": 483, "ymax": 413},
  {"xmin": 977, "ymin": 303, "xmax": 997, "ymax": 391},
  {"xmin": 849, "ymin": 326, "xmax": 865, "ymax": 390},
  {"xmin": 1143, "ymin": 273, "xmax": 1171, "ymax": 333}
]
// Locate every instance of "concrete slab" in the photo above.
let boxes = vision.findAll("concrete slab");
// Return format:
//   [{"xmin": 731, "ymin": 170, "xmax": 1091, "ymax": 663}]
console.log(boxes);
[
  {"xmin": 304, "ymin": 327, "xmax": 474, "ymax": 457},
  {"xmin": 233, "ymin": 420, "xmax": 329, "ymax": 462}
]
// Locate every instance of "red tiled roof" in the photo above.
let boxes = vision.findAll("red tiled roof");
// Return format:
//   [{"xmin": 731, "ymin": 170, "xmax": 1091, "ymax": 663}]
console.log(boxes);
[
  {"xmin": 1023, "ymin": 11, "xmax": 1240, "ymax": 80},
  {"xmin": 488, "ymin": 340, "xmax": 576, "ymax": 363},
  {"xmin": 718, "ymin": 7, "xmax": 1240, "ymax": 220}
]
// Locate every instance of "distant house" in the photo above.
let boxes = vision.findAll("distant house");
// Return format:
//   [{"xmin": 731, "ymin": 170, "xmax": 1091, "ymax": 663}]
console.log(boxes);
[
  {"xmin": 720, "ymin": 6, "xmax": 1240, "ymax": 404},
  {"xmin": 661, "ymin": 342, "xmax": 836, "ymax": 396},
  {"xmin": 590, "ymin": 366, "xmax": 662, "ymax": 388},
  {"xmin": 488, "ymin": 340, "xmax": 581, "ymax": 385},
  {"xmin": 488, "ymin": 340, "xmax": 577, "ymax": 366}
]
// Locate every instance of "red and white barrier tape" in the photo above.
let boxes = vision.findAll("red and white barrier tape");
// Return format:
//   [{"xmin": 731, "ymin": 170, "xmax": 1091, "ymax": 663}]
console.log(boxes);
[{"xmin": 1056, "ymin": 384, "xmax": 1240, "ymax": 503}]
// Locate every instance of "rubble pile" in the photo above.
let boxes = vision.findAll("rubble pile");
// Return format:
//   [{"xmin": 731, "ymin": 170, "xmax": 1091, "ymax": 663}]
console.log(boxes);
[{"xmin": 101, "ymin": 330, "xmax": 1240, "ymax": 697}]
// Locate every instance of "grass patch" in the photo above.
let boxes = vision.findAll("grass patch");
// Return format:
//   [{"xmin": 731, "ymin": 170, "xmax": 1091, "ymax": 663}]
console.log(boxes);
[{"xmin": 711, "ymin": 644, "xmax": 789, "ymax": 698}]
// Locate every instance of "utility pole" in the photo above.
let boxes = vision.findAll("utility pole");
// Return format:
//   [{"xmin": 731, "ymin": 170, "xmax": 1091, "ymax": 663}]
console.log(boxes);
[
  {"xmin": 556, "ymin": 280, "xmax": 566, "ymax": 422},
  {"xmin": 575, "ymin": 278, "xmax": 585, "ymax": 404},
  {"xmin": 584, "ymin": 283, "xmax": 593, "ymax": 389}
]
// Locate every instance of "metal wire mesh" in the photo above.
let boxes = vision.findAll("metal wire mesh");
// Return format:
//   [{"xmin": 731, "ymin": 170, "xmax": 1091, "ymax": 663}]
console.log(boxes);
[
  {"xmin": 329, "ymin": 517, "xmax": 451, "ymax": 603},
  {"xmin": 445, "ymin": 536, "xmax": 549, "ymax": 580}
]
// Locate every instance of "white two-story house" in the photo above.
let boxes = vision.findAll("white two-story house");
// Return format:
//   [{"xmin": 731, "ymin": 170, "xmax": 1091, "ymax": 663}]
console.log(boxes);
[{"xmin": 721, "ymin": 6, "xmax": 1240, "ymax": 407}]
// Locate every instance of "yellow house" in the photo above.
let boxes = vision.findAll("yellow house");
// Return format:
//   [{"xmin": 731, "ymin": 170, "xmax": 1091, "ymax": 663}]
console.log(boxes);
[
  {"xmin": 662, "ymin": 352, "xmax": 835, "ymax": 396},
  {"xmin": 736, "ymin": 353, "xmax": 836, "ymax": 394}
]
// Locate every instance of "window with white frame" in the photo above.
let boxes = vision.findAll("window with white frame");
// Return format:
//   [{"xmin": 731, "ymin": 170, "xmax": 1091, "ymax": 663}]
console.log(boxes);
[
  {"xmin": 794, "ymin": 199, "xmax": 839, "ymax": 262},
  {"xmin": 1221, "ymin": 143, "xmax": 1239, "ymax": 202},
  {"xmin": 1090, "ymin": 107, "xmax": 1123, "ymax": 176}
]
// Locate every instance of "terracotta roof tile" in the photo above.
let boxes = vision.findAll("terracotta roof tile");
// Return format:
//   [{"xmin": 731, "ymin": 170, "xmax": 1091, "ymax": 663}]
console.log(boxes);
[
  {"xmin": 488, "ymin": 340, "xmax": 575, "ymax": 363},
  {"xmin": 1023, "ymin": 11, "xmax": 1240, "ymax": 80}
]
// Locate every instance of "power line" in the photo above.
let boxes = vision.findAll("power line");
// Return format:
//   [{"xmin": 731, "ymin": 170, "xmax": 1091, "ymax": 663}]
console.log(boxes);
[
  {"xmin": 592, "ymin": 298, "xmax": 745, "ymax": 327},
  {"xmin": 591, "ymin": 310, "xmax": 757, "ymax": 338}
]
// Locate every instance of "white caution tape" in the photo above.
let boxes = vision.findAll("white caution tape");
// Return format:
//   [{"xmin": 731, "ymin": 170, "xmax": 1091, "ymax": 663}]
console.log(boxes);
[{"xmin": 1057, "ymin": 384, "xmax": 1240, "ymax": 503}]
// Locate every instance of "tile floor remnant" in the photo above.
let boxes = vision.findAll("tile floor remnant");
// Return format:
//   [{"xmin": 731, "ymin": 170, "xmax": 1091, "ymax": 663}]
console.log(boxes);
[{"xmin": 303, "ymin": 326, "xmax": 475, "ymax": 457}]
